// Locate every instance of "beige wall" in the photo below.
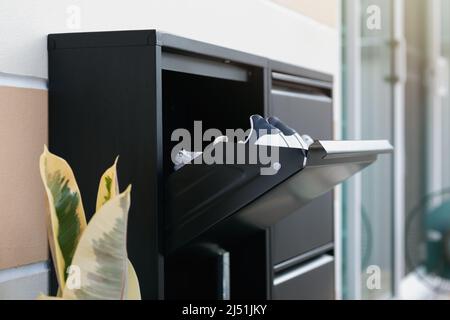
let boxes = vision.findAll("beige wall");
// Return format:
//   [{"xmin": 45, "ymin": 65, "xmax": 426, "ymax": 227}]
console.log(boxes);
[
  {"xmin": 0, "ymin": 86, "xmax": 48, "ymax": 270},
  {"xmin": 272, "ymin": 0, "xmax": 338, "ymax": 28}
]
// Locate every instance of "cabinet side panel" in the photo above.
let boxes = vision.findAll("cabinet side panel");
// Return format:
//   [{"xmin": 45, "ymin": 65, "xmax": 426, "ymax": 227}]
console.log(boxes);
[{"xmin": 48, "ymin": 41, "xmax": 162, "ymax": 299}]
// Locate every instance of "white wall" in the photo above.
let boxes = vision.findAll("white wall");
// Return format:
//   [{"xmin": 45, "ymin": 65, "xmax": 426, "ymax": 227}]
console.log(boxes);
[
  {"xmin": 0, "ymin": 262, "xmax": 49, "ymax": 300},
  {"xmin": 0, "ymin": 0, "xmax": 338, "ymax": 79}
]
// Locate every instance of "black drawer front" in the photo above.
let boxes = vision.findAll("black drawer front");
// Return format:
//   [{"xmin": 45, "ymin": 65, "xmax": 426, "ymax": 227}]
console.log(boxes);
[
  {"xmin": 272, "ymin": 193, "xmax": 333, "ymax": 264},
  {"xmin": 270, "ymin": 72, "xmax": 333, "ymax": 263},
  {"xmin": 270, "ymin": 85, "xmax": 332, "ymax": 140},
  {"xmin": 273, "ymin": 255, "xmax": 334, "ymax": 300}
]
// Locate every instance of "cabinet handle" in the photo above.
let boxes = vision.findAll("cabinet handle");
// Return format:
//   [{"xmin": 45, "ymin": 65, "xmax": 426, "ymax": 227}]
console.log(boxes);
[
  {"xmin": 271, "ymin": 88, "xmax": 332, "ymax": 103},
  {"xmin": 272, "ymin": 72, "xmax": 332, "ymax": 90},
  {"xmin": 162, "ymin": 51, "xmax": 248, "ymax": 82},
  {"xmin": 274, "ymin": 254, "xmax": 334, "ymax": 286}
]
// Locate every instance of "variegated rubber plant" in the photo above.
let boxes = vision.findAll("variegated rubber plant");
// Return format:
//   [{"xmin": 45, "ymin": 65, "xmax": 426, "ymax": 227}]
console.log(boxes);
[{"xmin": 38, "ymin": 146, "xmax": 141, "ymax": 300}]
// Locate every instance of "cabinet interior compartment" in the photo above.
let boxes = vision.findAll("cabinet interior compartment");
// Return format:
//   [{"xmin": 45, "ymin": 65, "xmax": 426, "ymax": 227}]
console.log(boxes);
[
  {"xmin": 164, "ymin": 243, "xmax": 231, "ymax": 300},
  {"xmin": 161, "ymin": 53, "xmax": 268, "ymax": 299},
  {"xmin": 165, "ymin": 230, "xmax": 270, "ymax": 300},
  {"xmin": 162, "ymin": 52, "xmax": 264, "ymax": 178}
]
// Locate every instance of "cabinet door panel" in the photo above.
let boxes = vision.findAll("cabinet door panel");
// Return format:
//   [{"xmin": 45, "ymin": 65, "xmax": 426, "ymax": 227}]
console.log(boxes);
[{"xmin": 272, "ymin": 193, "xmax": 333, "ymax": 264}]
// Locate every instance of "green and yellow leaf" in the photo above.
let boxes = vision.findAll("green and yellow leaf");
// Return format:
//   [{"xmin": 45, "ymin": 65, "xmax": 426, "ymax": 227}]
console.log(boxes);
[
  {"xmin": 96, "ymin": 157, "xmax": 119, "ymax": 211},
  {"xmin": 126, "ymin": 261, "xmax": 141, "ymax": 300},
  {"xmin": 39, "ymin": 146, "xmax": 87, "ymax": 290},
  {"xmin": 96, "ymin": 159, "xmax": 141, "ymax": 300},
  {"xmin": 63, "ymin": 186, "xmax": 132, "ymax": 300}
]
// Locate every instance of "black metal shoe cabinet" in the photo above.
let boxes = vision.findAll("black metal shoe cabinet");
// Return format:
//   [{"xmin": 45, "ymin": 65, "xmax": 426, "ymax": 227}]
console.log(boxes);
[{"xmin": 48, "ymin": 30, "xmax": 392, "ymax": 299}]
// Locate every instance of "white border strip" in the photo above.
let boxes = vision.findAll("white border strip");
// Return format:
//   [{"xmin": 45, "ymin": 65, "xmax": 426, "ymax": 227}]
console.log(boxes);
[
  {"xmin": 334, "ymin": 0, "xmax": 343, "ymax": 301},
  {"xmin": 0, "ymin": 72, "xmax": 47, "ymax": 90},
  {"xmin": 0, "ymin": 262, "xmax": 49, "ymax": 283},
  {"xmin": 344, "ymin": 0, "xmax": 363, "ymax": 300},
  {"xmin": 393, "ymin": 0, "xmax": 406, "ymax": 298}
]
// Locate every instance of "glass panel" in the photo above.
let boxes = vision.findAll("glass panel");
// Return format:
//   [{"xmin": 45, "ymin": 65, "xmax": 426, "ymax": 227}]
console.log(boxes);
[
  {"xmin": 341, "ymin": 0, "xmax": 395, "ymax": 299},
  {"xmin": 340, "ymin": 0, "xmax": 350, "ymax": 298},
  {"xmin": 403, "ymin": 0, "xmax": 427, "ymax": 279},
  {"xmin": 441, "ymin": 0, "xmax": 450, "ymax": 189},
  {"xmin": 403, "ymin": 0, "xmax": 450, "ymax": 298},
  {"xmin": 359, "ymin": 0, "xmax": 394, "ymax": 300}
]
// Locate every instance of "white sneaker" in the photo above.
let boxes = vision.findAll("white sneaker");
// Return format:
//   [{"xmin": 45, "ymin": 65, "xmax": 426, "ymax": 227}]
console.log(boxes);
[
  {"xmin": 267, "ymin": 116, "xmax": 310, "ymax": 166},
  {"xmin": 301, "ymin": 134, "xmax": 315, "ymax": 148},
  {"xmin": 267, "ymin": 116, "xmax": 309, "ymax": 150},
  {"xmin": 172, "ymin": 115, "xmax": 309, "ymax": 171},
  {"xmin": 173, "ymin": 149, "xmax": 203, "ymax": 171},
  {"xmin": 239, "ymin": 115, "xmax": 289, "ymax": 148},
  {"xmin": 173, "ymin": 136, "xmax": 229, "ymax": 171}
]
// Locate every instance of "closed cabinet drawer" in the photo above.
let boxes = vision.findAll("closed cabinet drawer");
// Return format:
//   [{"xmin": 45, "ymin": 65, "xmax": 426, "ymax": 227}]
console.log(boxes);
[
  {"xmin": 272, "ymin": 192, "xmax": 333, "ymax": 264},
  {"xmin": 270, "ymin": 72, "xmax": 333, "ymax": 139},
  {"xmin": 273, "ymin": 254, "xmax": 334, "ymax": 300},
  {"xmin": 270, "ymin": 71, "xmax": 333, "ymax": 263}
]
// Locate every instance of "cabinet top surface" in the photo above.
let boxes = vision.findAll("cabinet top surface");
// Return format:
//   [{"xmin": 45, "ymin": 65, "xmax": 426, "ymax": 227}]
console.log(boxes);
[{"xmin": 48, "ymin": 29, "xmax": 332, "ymax": 82}]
